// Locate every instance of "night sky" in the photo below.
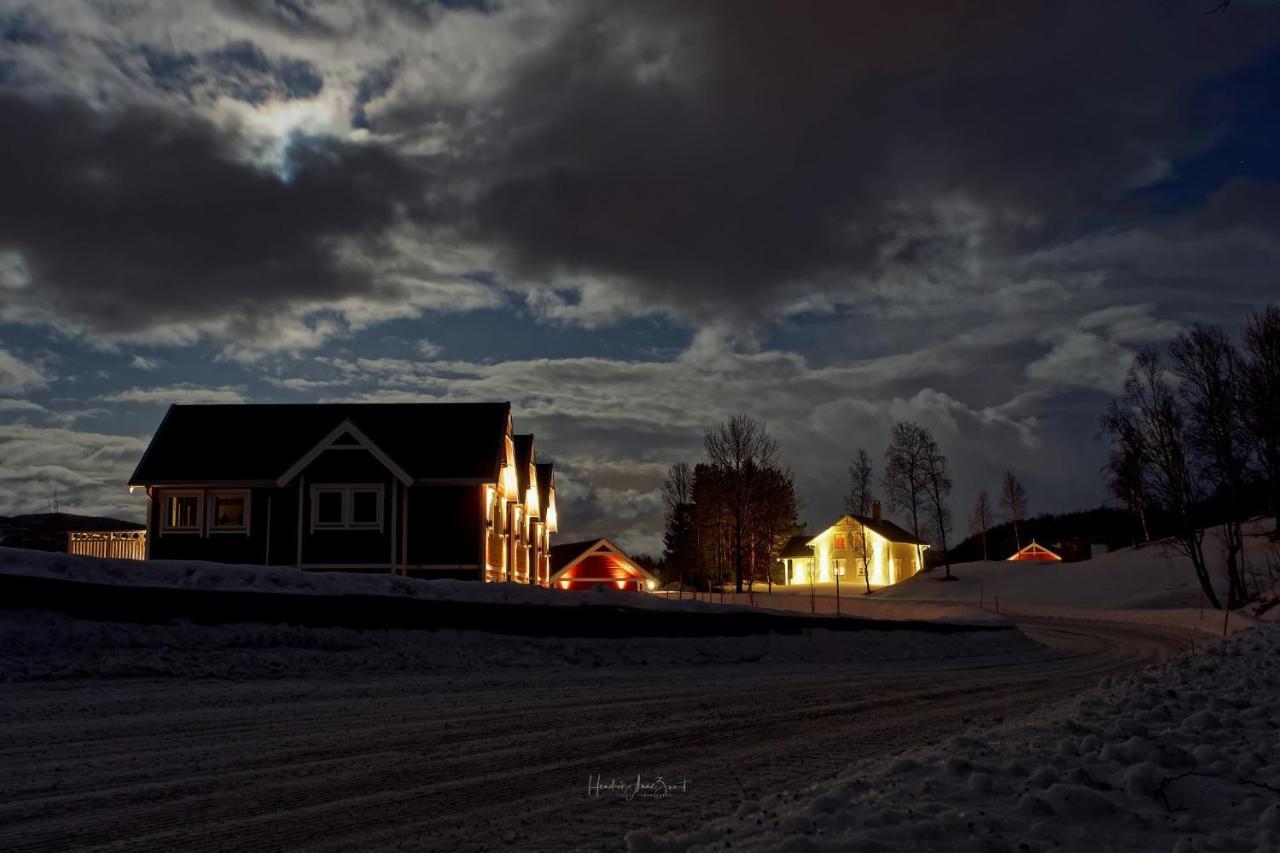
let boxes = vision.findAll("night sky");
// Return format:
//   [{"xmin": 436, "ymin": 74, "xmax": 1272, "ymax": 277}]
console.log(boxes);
[{"xmin": 1, "ymin": 1, "xmax": 1278, "ymax": 554}]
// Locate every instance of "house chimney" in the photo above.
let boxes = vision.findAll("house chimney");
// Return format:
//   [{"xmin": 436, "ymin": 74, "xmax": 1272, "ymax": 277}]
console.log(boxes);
[{"xmin": 872, "ymin": 500, "xmax": 882, "ymax": 523}]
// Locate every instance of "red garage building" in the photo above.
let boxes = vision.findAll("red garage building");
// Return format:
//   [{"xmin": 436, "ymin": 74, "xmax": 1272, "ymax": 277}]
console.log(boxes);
[
  {"xmin": 1007, "ymin": 541, "xmax": 1063, "ymax": 562},
  {"xmin": 548, "ymin": 538, "xmax": 658, "ymax": 591}
]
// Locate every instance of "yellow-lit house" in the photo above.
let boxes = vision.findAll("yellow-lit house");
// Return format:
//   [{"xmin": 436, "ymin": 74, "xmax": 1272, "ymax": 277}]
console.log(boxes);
[{"xmin": 782, "ymin": 503, "xmax": 928, "ymax": 588}]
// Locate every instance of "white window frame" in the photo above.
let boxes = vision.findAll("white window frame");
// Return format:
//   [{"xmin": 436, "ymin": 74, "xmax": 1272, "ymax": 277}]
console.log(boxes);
[
  {"xmin": 833, "ymin": 534, "xmax": 848, "ymax": 550},
  {"xmin": 310, "ymin": 484, "xmax": 384, "ymax": 532},
  {"xmin": 832, "ymin": 558, "xmax": 847, "ymax": 577},
  {"xmin": 160, "ymin": 490, "xmax": 204, "ymax": 535},
  {"xmin": 207, "ymin": 489, "xmax": 251, "ymax": 535}
]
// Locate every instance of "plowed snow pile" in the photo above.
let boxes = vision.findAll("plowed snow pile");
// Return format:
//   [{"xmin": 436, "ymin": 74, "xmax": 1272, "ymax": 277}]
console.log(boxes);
[{"xmin": 631, "ymin": 624, "xmax": 1280, "ymax": 853}]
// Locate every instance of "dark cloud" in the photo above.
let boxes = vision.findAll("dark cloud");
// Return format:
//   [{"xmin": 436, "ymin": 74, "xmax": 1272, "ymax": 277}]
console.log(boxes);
[
  {"xmin": 143, "ymin": 40, "xmax": 324, "ymax": 104},
  {"xmin": 216, "ymin": 0, "xmax": 338, "ymax": 37},
  {"xmin": 0, "ymin": 93, "xmax": 435, "ymax": 341},
  {"xmin": 428, "ymin": 2, "xmax": 1279, "ymax": 323}
]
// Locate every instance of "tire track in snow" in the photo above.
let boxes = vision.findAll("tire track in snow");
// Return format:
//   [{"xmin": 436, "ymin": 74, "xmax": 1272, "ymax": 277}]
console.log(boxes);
[{"xmin": 0, "ymin": 618, "xmax": 1193, "ymax": 852}]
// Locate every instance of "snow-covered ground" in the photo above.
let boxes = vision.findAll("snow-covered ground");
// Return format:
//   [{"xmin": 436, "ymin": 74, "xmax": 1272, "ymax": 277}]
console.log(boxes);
[
  {"xmin": 0, "ymin": 616, "xmax": 1196, "ymax": 852},
  {"xmin": 0, "ymin": 545, "xmax": 714, "ymax": 611},
  {"xmin": 633, "ymin": 623, "xmax": 1280, "ymax": 853},
  {"xmin": 710, "ymin": 521, "xmax": 1278, "ymax": 634}
]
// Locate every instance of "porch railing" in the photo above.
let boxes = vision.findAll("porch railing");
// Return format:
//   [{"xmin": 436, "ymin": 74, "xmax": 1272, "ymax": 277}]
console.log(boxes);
[{"xmin": 68, "ymin": 530, "xmax": 147, "ymax": 561}]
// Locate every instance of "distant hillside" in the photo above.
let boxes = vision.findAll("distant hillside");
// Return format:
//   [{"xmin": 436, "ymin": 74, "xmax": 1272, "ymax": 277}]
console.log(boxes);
[
  {"xmin": 946, "ymin": 506, "xmax": 1141, "ymax": 564},
  {"xmin": 0, "ymin": 512, "xmax": 144, "ymax": 552}
]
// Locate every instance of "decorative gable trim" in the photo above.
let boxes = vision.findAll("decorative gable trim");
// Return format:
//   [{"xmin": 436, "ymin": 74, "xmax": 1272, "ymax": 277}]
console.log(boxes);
[
  {"xmin": 548, "ymin": 538, "xmax": 658, "ymax": 585},
  {"xmin": 276, "ymin": 419, "xmax": 413, "ymax": 487}
]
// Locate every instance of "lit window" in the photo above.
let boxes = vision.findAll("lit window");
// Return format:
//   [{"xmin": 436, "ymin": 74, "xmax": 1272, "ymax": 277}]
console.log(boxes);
[
  {"xmin": 833, "ymin": 535, "xmax": 847, "ymax": 550},
  {"xmin": 210, "ymin": 492, "xmax": 249, "ymax": 531},
  {"xmin": 832, "ymin": 558, "xmax": 846, "ymax": 577},
  {"xmin": 856, "ymin": 561, "xmax": 867, "ymax": 577},
  {"xmin": 164, "ymin": 493, "xmax": 202, "ymax": 532}
]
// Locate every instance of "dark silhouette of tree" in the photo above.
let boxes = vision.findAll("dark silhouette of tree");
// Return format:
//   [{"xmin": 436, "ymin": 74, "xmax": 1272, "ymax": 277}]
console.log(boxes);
[
  {"xmin": 1243, "ymin": 305, "xmax": 1280, "ymax": 537},
  {"xmin": 703, "ymin": 415, "xmax": 795, "ymax": 593},
  {"xmin": 883, "ymin": 421, "xmax": 930, "ymax": 572},
  {"xmin": 1102, "ymin": 412, "xmax": 1153, "ymax": 545},
  {"xmin": 1103, "ymin": 350, "xmax": 1221, "ymax": 609},
  {"xmin": 660, "ymin": 461, "xmax": 696, "ymax": 595},
  {"xmin": 1169, "ymin": 325, "xmax": 1251, "ymax": 608},
  {"xmin": 846, "ymin": 448, "xmax": 875, "ymax": 593},
  {"xmin": 922, "ymin": 435, "xmax": 955, "ymax": 579},
  {"xmin": 970, "ymin": 490, "xmax": 992, "ymax": 562},
  {"xmin": 1000, "ymin": 470, "xmax": 1028, "ymax": 550}
]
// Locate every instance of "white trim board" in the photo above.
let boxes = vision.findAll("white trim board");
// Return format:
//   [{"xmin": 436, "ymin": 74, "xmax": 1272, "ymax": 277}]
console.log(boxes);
[{"xmin": 277, "ymin": 419, "xmax": 412, "ymax": 487}]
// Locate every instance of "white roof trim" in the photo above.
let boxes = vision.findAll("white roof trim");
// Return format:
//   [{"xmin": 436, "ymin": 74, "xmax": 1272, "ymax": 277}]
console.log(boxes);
[
  {"xmin": 276, "ymin": 419, "xmax": 413, "ymax": 487},
  {"xmin": 548, "ymin": 538, "xmax": 659, "ymax": 585}
]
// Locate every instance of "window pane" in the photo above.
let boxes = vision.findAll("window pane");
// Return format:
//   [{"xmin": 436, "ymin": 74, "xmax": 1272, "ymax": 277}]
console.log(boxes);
[
  {"xmin": 834, "ymin": 535, "xmax": 847, "ymax": 550},
  {"xmin": 170, "ymin": 495, "xmax": 198, "ymax": 528},
  {"xmin": 317, "ymin": 491, "xmax": 344, "ymax": 525},
  {"xmin": 352, "ymin": 490, "xmax": 379, "ymax": 525},
  {"xmin": 213, "ymin": 496, "xmax": 245, "ymax": 528}
]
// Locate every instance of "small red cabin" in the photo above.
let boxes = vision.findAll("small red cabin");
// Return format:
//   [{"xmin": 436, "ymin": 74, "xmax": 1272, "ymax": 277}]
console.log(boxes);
[
  {"xmin": 1007, "ymin": 541, "xmax": 1063, "ymax": 563},
  {"xmin": 548, "ymin": 538, "xmax": 657, "ymax": 591}
]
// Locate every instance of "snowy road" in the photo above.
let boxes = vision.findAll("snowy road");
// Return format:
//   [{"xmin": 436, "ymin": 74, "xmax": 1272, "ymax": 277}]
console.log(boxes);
[{"xmin": 0, "ymin": 618, "xmax": 1194, "ymax": 852}]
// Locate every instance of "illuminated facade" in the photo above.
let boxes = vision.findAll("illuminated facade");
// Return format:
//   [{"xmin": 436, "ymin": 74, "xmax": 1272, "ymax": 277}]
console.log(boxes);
[
  {"xmin": 781, "ymin": 504, "xmax": 928, "ymax": 588},
  {"xmin": 548, "ymin": 538, "xmax": 657, "ymax": 591}
]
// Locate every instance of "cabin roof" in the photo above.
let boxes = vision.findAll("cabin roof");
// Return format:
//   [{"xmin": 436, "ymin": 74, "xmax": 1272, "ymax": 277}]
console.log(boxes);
[
  {"xmin": 129, "ymin": 403, "xmax": 511, "ymax": 485},
  {"xmin": 535, "ymin": 462, "xmax": 554, "ymax": 516},
  {"xmin": 779, "ymin": 534, "xmax": 814, "ymax": 558},
  {"xmin": 548, "ymin": 538, "xmax": 602, "ymax": 573},
  {"xmin": 849, "ymin": 515, "xmax": 930, "ymax": 547},
  {"xmin": 512, "ymin": 434, "xmax": 535, "ymax": 493}
]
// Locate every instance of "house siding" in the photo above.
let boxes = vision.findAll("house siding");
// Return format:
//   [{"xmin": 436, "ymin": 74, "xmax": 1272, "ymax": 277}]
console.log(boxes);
[
  {"xmin": 297, "ymin": 448, "xmax": 396, "ymax": 569},
  {"xmin": 148, "ymin": 486, "xmax": 294, "ymax": 565},
  {"xmin": 405, "ymin": 483, "xmax": 484, "ymax": 579}
]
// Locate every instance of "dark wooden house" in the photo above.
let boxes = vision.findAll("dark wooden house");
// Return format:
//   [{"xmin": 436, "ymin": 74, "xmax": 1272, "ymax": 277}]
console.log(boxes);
[{"xmin": 128, "ymin": 402, "xmax": 556, "ymax": 581}]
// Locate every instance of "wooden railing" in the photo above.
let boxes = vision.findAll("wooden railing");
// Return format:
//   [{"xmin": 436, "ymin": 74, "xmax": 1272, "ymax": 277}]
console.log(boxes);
[{"xmin": 68, "ymin": 530, "xmax": 146, "ymax": 561}]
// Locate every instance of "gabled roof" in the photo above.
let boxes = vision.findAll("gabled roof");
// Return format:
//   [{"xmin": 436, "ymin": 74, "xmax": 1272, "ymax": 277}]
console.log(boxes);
[
  {"xmin": 851, "ymin": 515, "xmax": 930, "ymax": 548},
  {"xmin": 1008, "ymin": 541, "xmax": 1062, "ymax": 562},
  {"xmin": 548, "ymin": 538, "xmax": 658, "ymax": 585},
  {"xmin": 513, "ymin": 434, "xmax": 535, "ymax": 493},
  {"xmin": 535, "ymin": 462, "xmax": 554, "ymax": 514},
  {"xmin": 779, "ymin": 534, "xmax": 814, "ymax": 558},
  {"xmin": 806, "ymin": 513, "xmax": 930, "ymax": 548},
  {"xmin": 129, "ymin": 403, "xmax": 511, "ymax": 486}
]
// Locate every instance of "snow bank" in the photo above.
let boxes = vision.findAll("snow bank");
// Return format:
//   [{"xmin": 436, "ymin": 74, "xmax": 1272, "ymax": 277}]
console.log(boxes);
[
  {"xmin": 0, "ymin": 609, "xmax": 1039, "ymax": 681},
  {"xmin": 0, "ymin": 545, "xmax": 721, "ymax": 612},
  {"xmin": 628, "ymin": 624, "xmax": 1280, "ymax": 853}
]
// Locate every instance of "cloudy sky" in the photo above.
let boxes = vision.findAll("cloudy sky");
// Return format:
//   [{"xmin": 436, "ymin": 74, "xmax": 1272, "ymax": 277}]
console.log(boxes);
[{"xmin": 1, "ymin": 0, "xmax": 1278, "ymax": 553}]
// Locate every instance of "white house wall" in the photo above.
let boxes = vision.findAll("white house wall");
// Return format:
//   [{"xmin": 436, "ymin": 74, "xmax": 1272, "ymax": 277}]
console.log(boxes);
[{"xmin": 791, "ymin": 517, "xmax": 922, "ymax": 588}]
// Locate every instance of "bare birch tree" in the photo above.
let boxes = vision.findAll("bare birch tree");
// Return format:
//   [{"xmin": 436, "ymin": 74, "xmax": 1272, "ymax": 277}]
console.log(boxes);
[
  {"xmin": 1102, "ymin": 413, "xmax": 1153, "ymax": 545},
  {"xmin": 970, "ymin": 490, "xmax": 992, "ymax": 562},
  {"xmin": 1243, "ymin": 305, "xmax": 1280, "ymax": 537},
  {"xmin": 1103, "ymin": 351, "xmax": 1221, "ymax": 609},
  {"xmin": 846, "ymin": 448, "xmax": 875, "ymax": 593},
  {"xmin": 922, "ymin": 436, "xmax": 954, "ymax": 579},
  {"xmin": 1169, "ymin": 325, "xmax": 1251, "ymax": 607},
  {"xmin": 883, "ymin": 421, "xmax": 931, "ymax": 571},
  {"xmin": 1000, "ymin": 470, "xmax": 1028, "ymax": 550}
]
